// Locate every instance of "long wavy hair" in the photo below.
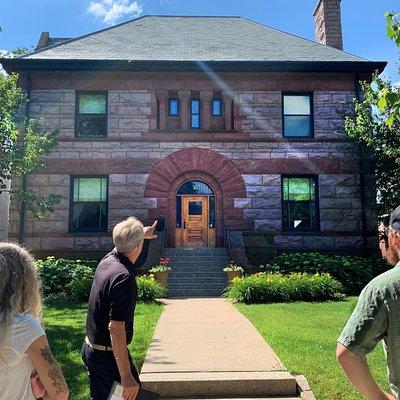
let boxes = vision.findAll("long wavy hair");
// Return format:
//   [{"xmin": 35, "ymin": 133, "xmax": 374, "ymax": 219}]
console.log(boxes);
[{"xmin": 0, "ymin": 242, "xmax": 42, "ymax": 356}]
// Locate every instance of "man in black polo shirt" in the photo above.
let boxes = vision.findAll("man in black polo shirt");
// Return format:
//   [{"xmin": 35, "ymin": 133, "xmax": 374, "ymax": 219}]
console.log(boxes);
[{"xmin": 82, "ymin": 217, "xmax": 157, "ymax": 400}]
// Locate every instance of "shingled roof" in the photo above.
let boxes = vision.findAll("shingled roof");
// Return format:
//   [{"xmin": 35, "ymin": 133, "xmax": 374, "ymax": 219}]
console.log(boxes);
[
  {"xmin": 1, "ymin": 16, "xmax": 386, "ymax": 73},
  {"xmin": 22, "ymin": 16, "xmax": 365, "ymax": 62}
]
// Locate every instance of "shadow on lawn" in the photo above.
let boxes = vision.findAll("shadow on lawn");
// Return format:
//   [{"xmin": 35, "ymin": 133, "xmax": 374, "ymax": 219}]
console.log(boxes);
[{"xmin": 43, "ymin": 303, "xmax": 89, "ymax": 398}]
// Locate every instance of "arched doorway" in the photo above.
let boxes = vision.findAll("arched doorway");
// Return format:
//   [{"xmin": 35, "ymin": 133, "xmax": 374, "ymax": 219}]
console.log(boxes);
[
  {"xmin": 175, "ymin": 180, "xmax": 216, "ymax": 248},
  {"xmin": 144, "ymin": 147, "xmax": 247, "ymax": 247}
]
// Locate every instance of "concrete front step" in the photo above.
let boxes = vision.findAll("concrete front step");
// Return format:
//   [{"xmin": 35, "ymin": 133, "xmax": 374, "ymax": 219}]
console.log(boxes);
[
  {"xmin": 169, "ymin": 262, "xmax": 229, "ymax": 266},
  {"xmin": 169, "ymin": 282, "xmax": 227, "ymax": 287},
  {"xmin": 170, "ymin": 266, "xmax": 228, "ymax": 270},
  {"xmin": 165, "ymin": 255, "xmax": 229, "ymax": 259},
  {"xmin": 161, "ymin": 398, "xmax": 300, "ymax": 400},
  {"xmin": 170, "ymin": 272, "xmax": 227, "ymax": 276},
  {"xmin": 164, "ymin": 248, "xmax": 230, "ymax": 298},
  {"xmin": 168, "ymin": 283, "xmax": 226, "ymax": 290},
  {"xmin": 171, "ymin": 262, "xmax": 226, "ymax": 272},
  {"xmin": 169, "ymin": 274, "xmax": 227, "ymax": 279},
  {"xmin": 168, "ymin": 289, "xmax": 225, "ymax": 297},
  {"xmin": 141, "ymin": 371, "xmax": 298, "ymax": 398},
  {"xmin": 170, "ymin": 262, "xmax": 228, "ymax": 267}
]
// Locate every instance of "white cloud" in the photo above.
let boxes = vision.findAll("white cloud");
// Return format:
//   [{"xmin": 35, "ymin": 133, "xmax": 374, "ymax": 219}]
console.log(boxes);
[{"xmin": 88, "ymin": 0, "xmax": 143, "ymax": 25}]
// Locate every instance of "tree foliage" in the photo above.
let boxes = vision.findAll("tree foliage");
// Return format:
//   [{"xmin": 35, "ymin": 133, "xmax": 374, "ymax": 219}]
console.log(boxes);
[
  {"xmin": 344, "ymin": 11, "xmax": 400, "ymax": 215},
  {"xmin": 0, "ymin": 72, "xmax": 61, "ymax": 219}
]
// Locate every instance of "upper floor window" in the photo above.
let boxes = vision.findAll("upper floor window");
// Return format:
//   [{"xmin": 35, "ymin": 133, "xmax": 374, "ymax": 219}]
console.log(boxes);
[
  {"xmin": 212, "ymin": 99, "xmax": 222, "ymax": 117},
  {"xmin": 190, "ymin": 99, "xmax": 201, "ymax": 129},
  {"xmin": 169, "ymin": 99, "xmax": 179, "ymax": 116},
  {"xmin": 283, "ymin": 93, "xmax": 313, "ymax": 138},
  {"xmin": 76, "ymin": 92, "xmax": 107, "ymax": 137},
  {"xmin": 69, "ymin": 176, "xmax": 108, "ymax": 233},
  {"xmin": 282, "ymin": 175, "xmax": 319, "ymax": 231}
]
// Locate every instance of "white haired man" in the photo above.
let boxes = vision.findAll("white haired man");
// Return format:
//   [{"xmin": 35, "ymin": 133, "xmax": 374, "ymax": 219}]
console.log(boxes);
[
  {"xmin": 82, "ymin": 217, "xmax": 157, "ymax": 400},
  {"xmin": 337, "ymin": 206, "xmax": 400, "ymax": 400}
]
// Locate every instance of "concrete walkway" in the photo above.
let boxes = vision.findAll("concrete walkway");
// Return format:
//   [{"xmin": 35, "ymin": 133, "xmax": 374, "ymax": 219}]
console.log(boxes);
[{"xmin": 139, "ymin": 298, "xmax": 305, "ymax": 399}]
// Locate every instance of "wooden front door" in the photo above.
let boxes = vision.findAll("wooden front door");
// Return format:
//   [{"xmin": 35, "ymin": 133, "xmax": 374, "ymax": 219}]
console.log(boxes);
[{"xmin": 182, "ymin": 196, "xmax": 208, "ymax": 248}]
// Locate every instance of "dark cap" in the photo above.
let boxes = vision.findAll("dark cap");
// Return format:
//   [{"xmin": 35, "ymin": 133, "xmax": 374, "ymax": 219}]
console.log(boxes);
[{"xmin": 389, "ymin": 205, "xmax": 400, "ymax": 231}]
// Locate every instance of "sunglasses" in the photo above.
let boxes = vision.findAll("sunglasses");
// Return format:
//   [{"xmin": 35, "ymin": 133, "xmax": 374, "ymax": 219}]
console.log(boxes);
[{"xmin": 379, "ymin": 226, "xmax": 395, "ymax": 242}]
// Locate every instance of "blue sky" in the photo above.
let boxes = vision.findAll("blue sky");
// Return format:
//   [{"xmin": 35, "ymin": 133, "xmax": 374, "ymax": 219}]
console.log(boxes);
[{"xmin": 1, "ymin": 0, "xmax": 399, "ymax": 81}]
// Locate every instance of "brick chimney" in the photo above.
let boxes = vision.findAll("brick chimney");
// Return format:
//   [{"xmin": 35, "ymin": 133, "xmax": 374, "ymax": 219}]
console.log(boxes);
[
  {"xmin": 36, "ymin": 32, "xmax": 50, "ymax": 50},
  {"xmin": 313, "ymin": 0, "xmax": 343, "ymax": 50}
]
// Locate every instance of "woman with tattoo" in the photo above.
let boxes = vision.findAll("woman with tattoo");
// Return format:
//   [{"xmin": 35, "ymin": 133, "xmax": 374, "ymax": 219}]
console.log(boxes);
[{"xmin": 0, "ymin": 242, "xmax": 69, "ymax": 400}]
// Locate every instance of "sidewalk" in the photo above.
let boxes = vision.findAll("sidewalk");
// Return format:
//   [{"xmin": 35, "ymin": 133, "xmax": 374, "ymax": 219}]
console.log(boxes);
[{"xmin": 139, "ymin": 298, "xmax": 306, "ymax": 399}]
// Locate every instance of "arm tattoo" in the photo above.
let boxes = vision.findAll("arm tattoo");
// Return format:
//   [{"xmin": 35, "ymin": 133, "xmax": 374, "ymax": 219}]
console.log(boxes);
[
  {"xmin": 48, "ymin": 365, "xmax": 68, "ymax": 395},
  {"xmin": 40, "ymin": 346, "xmax": 55, "ymax": 364},
  {"xmin": 40, "ymin": 346, "xmax": 68, "ymax": 394}
]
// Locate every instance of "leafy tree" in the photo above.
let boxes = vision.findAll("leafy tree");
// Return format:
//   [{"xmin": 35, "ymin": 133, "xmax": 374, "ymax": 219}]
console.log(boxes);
[
  {"xmin": 0, "ymin": 70, "xmax": 61, "ymax": 224},
  {"xmin": 344, "ymin": 11, "xmax": 400, "ymax": 215}
]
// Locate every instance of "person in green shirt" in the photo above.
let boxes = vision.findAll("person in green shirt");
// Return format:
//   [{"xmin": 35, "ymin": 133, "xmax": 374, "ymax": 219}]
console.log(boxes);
[{"xmin": 337, "ymin": 205, "xmax": 400, "ymax": 400}]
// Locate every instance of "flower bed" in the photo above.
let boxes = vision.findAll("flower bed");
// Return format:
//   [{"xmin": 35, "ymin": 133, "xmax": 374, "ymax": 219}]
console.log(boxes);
[
  {"xmin": 260, "ymin": 252, "xmax": 389, "ymax": 295},
  {"xmin": 223, "ymin": 272, "xmax": 343, "ymax": 304}
]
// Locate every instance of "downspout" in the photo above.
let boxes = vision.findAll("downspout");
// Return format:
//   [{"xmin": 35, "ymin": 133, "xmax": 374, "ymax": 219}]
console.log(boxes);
[
  {"xmin": 18, "ymin": 70, "xmax": 31, "ymax": 244},
  {"xmin": 355, "ymin": 74, "xmax": 368, "ymax": 253}
]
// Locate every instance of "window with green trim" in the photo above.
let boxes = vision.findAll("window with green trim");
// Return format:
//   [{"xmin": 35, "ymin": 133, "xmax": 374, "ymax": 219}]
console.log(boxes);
[
  {"xmin": 282, "ymin": 176, "xmax": 319, "ymax": 231},
  {"xmin": 70, "ymin": 176, "xmax": 108, "ymax": 232},
  {"xmin": 76, "ymin": 92, "xmax": 107, "ymax": 137}
]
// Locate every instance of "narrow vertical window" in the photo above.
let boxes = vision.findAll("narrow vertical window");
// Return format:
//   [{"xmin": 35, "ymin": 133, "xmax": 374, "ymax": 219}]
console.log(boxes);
[
  {"xmin": 169, "ymin": 99, "xmax": 179, "ymax": 116},
  {"xmin": 209, "ymin": 196, "xmax": 215, "ymax": 228},
  {"xmin": 282, "ymin": 176, "xmax": 319, "ymax": 231},
  {"xmin": 70, "ymin": 176, "xmax": 108, "ymax": 232},
  {"xmin": 190, "ymin": 99, "xmax": 201, "ymax": 129},
  {"xmin": 212, "ymin": 99, "xmax": 222, "ymax": 117},
  {"xmin": 176, "ymin": 196, "xmax": 182, "ymax": 228},
  {"xmin": 76, "ymin": 92, "xmax": 107, "ymax": 137},
  {"xmin": 283, "ymin": 93, "xmax": 313, "ymax": 137}
]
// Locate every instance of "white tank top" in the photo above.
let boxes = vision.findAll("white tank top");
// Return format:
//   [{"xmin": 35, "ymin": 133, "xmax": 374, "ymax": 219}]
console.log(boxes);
[{"xmin": 0, "ymin": 313, "xmax": 45, "ymax": 400}]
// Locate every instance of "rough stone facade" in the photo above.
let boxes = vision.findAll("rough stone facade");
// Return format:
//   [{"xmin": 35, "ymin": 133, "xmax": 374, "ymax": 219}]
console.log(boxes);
[
  {"xmin": 0, "ymin": 180, "xmax": 10, "ymax": 241},
  {"xmin": 8, "ymin": 70, "xmax": 378, "ymax": 257},
  {"xmin": 30, "ymin": 89, "xmax": 153, "ymax": 139}
]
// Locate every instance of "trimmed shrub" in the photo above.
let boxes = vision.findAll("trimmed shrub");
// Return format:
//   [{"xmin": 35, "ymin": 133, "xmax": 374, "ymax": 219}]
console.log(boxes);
[
  {"xmin": 223, "ymin": 272, "xmax": 343, "ymax": 304},
  {"xmin": 260, "ymin": 252, "xmax": 390, "ymax": 295},
  {"xmin": 38, "ymin": 257, "xmax": 165, "ymax": 302},
  {"xmin": 136, "ymin": 274, "xmax": 166, "ymax": 301},
  {"xmin": 66, "ymin": 264, "xmax": 95, "ymax": 301},
  {"xmin": 37, "ymin": 257, "xmax": 95, "ymax": 301}
]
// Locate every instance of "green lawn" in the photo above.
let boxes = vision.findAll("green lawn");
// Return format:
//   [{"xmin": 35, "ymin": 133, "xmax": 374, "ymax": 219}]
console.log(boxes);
[
  {"xmin": 43, "ymin": 301, "xmax": 164, "ymax": 400},
  {"xmin": 236, "ymin": 298, "xmax": 390, "ymax": 400}
]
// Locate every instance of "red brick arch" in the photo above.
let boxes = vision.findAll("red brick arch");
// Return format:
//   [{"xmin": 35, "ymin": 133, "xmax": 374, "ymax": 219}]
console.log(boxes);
[{"xmin": 144, "ymin": 147, "xmax": 248, "ymax": 246}]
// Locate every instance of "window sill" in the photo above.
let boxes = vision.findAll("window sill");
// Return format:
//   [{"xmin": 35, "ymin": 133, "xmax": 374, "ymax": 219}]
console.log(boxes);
[
  {"xmin": 283, "ymin": 135, "xmax": 314, "ymax": 139},
  {"xmin": 67, "ymin": 231, "xmax": 111, "ymax": 236},
  {"xmin": 75, "ymin": 135, "xmax": 108, "ymax": 139},
  {"xmin": 143, "ymin": 130, "xmax": 245, "ymax": 141},
  {"xmin": 280, "ymin": 230, "xmax": 321, "ymax": 236}
]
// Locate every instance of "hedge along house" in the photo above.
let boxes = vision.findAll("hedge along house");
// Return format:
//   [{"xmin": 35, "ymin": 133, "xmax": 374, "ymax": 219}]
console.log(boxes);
[{"xmin": 1, "ymin": 0, "xmax": 386, "ymax": 261}]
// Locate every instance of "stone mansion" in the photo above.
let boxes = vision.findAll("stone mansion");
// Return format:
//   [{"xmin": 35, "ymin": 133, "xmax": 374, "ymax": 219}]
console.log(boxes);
[{"xmin": 1, "ymin": 0, "xmax": 386, "ymax": 259}]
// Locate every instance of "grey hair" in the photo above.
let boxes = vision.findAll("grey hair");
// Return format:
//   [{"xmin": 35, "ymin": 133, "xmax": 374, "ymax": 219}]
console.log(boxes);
[{"xmin": 112, "ymin": 217, "xmax": 144, "ymax": 254}]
